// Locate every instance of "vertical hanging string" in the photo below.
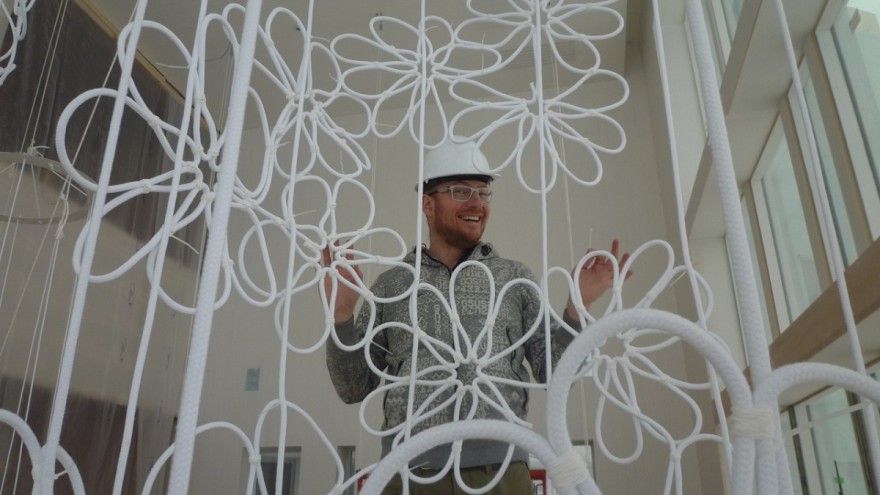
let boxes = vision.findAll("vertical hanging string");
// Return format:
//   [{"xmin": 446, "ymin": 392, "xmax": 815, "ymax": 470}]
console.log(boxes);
[
  {"xmin": 274, "ymin": 1, "xmax": 318, "ymax": 491},
  {"xmin": 0, "ymin": 0, "xmax": 30, "ymax": 85},
  {"xmin": 0, "ymin": 196, "xmax": 66, "ymax": 495},
  {"xmin": 357, "ymin": 26, "xmax": 385, "ymax": 470},
  {"xmin": 768, "ymin": 0, "xmax": 880, "ymax": 486},
  {"xmin": 17, "ymin": 0, "xmax": 71, "ymax": 153},
  {"xmin": 9, "ymin": 179, "xmax": 73, "ymax": 495},
  {"xmin": 404, "ymin": 0, "xmax": 429, "ymax": 455},
  {"xmin": 1, "ymin": 0, "xmax": 127, "ymax": 402},
  {"xmin": 167, "ymin": 1, "xmax": 264, "ymax": 493},
  {"xmin": 657, "ymin": 0, "xmax": 738, "ymax": 473},
  {"xmin": 110, "ymin": 0, "xmax": 212, "ymax": 492},
  {"xmin": 530, "ymin": 1, "xmax": 554, "ymax": 387},
  {"xmin": 41, "ymin": 0, "xmax": 154, "ymax": 490},
  {"xmin": 0, "ymin": 0, "xmax": 71, "ymax": 324},
  {"xmin": 364, "ymin": 37, "xmax": 381, "ymax": 284},
  {"xmin": 550, "ymin": 35, "xmax": 593, "ymax": 463}
]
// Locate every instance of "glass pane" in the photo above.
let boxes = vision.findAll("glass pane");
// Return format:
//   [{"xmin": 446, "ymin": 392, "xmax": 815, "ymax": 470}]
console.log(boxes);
[
  {"xmin": 697, "ymin": 0, "xmax": 726, "ymax": 80},
  {"xmin": 802, "ymin": 78, "xmax": 860, "ymax": 265},
  {"xmin": 720, "ymin": 0, "xmax": 745, "ymax": 40},
  {"xmin": 760, "ymin": 139, "xmax": 823, "ymax": 324},
  {"xmin": 806, "ymin": 389, "xmax": 871, "ymax": 495},
  {"xmin": 258, "ymin": 450, "xmax": 299, "ymax": 495},
  {"xmin": 836, "ymin": 1, "xmax": 880, "ymax": 116},
  {"xmin": 703, "ymin": 0, "xmax": 734, "ymax": 71},
  {"xmin": 781, "ymin": 412, "xmax": 806, "ymax": 495},
  {"xmin": 338, "ymin": 446, "xmax": 357, "ymax": 495},
  {"xmin": 741, "ymin": 198, "xmax": 774, "ymax": 342},
  {"xmin": 833, "ymin": 1, "xmax": 880, "ymax": 239}
]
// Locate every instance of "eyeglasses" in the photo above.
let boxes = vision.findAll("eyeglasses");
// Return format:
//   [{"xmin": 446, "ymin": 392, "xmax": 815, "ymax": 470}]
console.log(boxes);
[{"xmin": 428, "ymin": 185, "xmax": 493, "ymax": 203}]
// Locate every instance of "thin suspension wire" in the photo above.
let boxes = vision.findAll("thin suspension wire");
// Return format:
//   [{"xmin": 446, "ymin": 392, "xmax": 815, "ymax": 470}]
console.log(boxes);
[
  {"xmin": 402, "ymin": 0, "xmax": 430, "ymax": 472},
  {"xmin": 41, "ymin": 0, "xmax": 154, "ymax": 488},
  {"xmin": 110, "ymin": 0, "xmax": 213, "ymax": 491},
  {"xmin": 551, "ymin": 23, "xmax": 593, "ymax": 463},
  {"xmin": 274, "ymin": 2, "xmax": 319, "ymax": 493},
  {"xmin": 17, "ymin": 0, "xmax": 70, "ymax": 153},
  {"xmin": 672, "ymin": 1, "xmax": 744, "ymax": 469},
  {"xmin": 0, "ymin": 0, "xmax": 71, "ymax": 324},
  {"xmin": 7, "ymin": 2, "xmax": 880, "ymax": 494}
]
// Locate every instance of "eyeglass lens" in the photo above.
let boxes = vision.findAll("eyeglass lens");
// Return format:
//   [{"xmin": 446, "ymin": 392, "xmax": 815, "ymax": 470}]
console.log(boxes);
[{"xmin": 448, "ymin": 186, "xmax": 492, "ymax": 203}]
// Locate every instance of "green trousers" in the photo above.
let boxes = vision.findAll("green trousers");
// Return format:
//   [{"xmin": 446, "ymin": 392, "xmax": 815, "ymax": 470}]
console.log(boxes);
[{"xmin": 380, "ymin": 461, "xmax": 534, "ymax": 495}]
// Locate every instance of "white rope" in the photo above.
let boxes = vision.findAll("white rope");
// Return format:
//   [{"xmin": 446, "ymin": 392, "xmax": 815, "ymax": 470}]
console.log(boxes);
[
  {"xmin": 110, "ymin": 0, "xmax": 211, "ymax": 492},
  {"xmin": 682, "ymin": 0, "xmax": 771, "ymax": 381},
  {"xmin": 41, "ymin": 0, "xmax": 153, "ymax": 486},
  {"xmin": 402, "ymin": 0, "xmax": 430, "ymax": 459},
  {"xmin": 546, "ymin": 448, "xmax": 590, "ymax": 492},
  {"xmin": 767, "ymin": 0, "xmax": 880, "ymax": 489},
  {"xmin": 729, "ymin": 407, "xmax": 776, "ymax": 440},
  {"xmin": 5, "ymin": 2, "xmax": 880, "ymax": 495},
  {"xmin": 545, "ymin": 308, "xmax": 758, "ymax": 495},
  {"xmin": 0, "ymin": 0, "xmax": 38, "ymax": 85},
  {"xmin": 167, "ymin": 1, "xmax": 263, "ymax": 493},
  {"xmin": 679, "ymin": 0, "xmax": 743, "ymax": 472},
  {"xmin": 0, "ymin": 14, "xmax": 113, "ymax": 489},
  {"xmin": 0, "ymin": 0, "xmax": 74, "ymax": 340},
  {"xmin": 16, "ymin": 0, "xmax": 70, "ymax": 152}
]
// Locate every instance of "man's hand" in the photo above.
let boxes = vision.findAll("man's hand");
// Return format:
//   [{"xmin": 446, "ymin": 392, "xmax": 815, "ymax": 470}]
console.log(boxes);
[
  {"xmin": 322, "ymin": 242, "xmax": 363, "ymax": 323},
  {"xmin": 565, "ymin": 239, "xmax": 632, "ymax": 320}
]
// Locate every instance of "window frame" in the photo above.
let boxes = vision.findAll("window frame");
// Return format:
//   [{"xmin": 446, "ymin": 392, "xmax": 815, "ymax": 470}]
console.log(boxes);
[
  {"xmin": 255, "ymin": 446, "xmax": 301, "ymax": 495},
  {"xmin": 802, "ymin": 38, "xmax": 874, "ymax": 264},
  {"xmin": 740, "ymin": 187, "xmax": 781, "ymax": 340},
  {"xmin": 785, "ymin": 386, "xmax": 878, "ymax": 495},
  {"xmin": 819, "ymin": 5, "xmax": 880, "ymax": 239}
]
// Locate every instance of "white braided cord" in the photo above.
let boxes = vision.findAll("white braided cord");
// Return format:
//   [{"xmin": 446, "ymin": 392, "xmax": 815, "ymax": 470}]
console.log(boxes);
[{"xmin": 0, "ymin": 1, "xmax": 879, "ymax": 495}]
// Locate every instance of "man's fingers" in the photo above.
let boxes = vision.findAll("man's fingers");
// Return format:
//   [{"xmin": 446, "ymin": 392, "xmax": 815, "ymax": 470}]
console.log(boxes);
[{"xmin": 322, "ymin": 246, "xmax": 332, "ymax": 266}]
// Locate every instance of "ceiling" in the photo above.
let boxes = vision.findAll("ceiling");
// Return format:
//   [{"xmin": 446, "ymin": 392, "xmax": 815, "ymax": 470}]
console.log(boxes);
[{"xmin": 88, "ymin": 0, "xmax": 646, "ymax": 127}]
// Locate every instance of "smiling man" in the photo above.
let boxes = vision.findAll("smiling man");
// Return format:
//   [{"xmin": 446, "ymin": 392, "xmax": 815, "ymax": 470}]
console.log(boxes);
[{"xmin": 324, "ymin": 139, "xmax": 628, "ymax": 494}]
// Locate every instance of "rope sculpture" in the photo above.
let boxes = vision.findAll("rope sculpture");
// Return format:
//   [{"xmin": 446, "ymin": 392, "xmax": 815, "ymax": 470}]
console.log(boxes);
[
  {"xmin": 0, "ymin": 0, "xmax": 37, "ymax": 85},
  {"xmin": 0, "ymin": 0, "xmax": 879, "ymax": 494}
]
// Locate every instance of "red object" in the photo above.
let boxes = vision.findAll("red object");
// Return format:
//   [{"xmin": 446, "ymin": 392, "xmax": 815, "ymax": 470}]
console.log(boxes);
[{"xmin": 530, "ymin": 468, "xmax": 547, "ymax": 487}]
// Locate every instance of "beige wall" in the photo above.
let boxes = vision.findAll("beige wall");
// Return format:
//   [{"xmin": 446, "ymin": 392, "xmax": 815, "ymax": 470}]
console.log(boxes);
[
  {"xmin": 0, "ymin": 2, "xmax": 745, "ymax": 494},
  {"xmin": 186, "ymin": 32, "xmax": 728, "ymax": 493}
]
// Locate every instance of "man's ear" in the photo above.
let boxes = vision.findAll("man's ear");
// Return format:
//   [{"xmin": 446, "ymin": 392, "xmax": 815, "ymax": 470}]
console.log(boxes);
[{"xmin": 421, "ymin": 193, "xmax": 433, "ymax": 218}]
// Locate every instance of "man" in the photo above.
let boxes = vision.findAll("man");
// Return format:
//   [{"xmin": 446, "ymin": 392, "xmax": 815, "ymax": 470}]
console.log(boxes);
[{"xmin": 324, "ymin": 139, "xmax": 628, "ymax": 494}]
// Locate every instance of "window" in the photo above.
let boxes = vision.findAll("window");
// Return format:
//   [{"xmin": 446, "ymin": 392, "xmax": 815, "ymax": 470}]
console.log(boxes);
[
  {"xmin": 752, "ymin": 119, "xmax": 824, "ymax": 328},
  {"xmin": 828, "ymin": 1, "xmax": 880, "ymax": 240},
  {"xmin": 781, "ymin": 410, "xmax": 806, "ymax": 495},
  {"xmin": 257, "ymin": 447, "xmax": 301, "ymax": 495},
  {"xmin": 784, "ymin": 388, "xmax": 876, "ymax": 495},
  {"xmin": 719, "ymin": 0, "xmax": 745, "ymax": 41},
  {"xmin": 739, "ymin": 194, "xmax": 776, "ymax": 342},
  {"xmin": 702, "ymin": 0, "xmax": 733, "ymax": 68},
  {"xmin": 796, "ymin": 76, "xmax": 862, "ymax": 265},
  {"xmin": 337, "ymin": 446, "xmax": 356, "ymax": 495}
]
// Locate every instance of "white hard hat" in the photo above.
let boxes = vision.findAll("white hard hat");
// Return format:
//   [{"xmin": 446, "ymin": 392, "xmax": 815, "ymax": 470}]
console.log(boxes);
[{"xmin": 417, "ymin": 139, "xmax": 494, "ymax": 191}]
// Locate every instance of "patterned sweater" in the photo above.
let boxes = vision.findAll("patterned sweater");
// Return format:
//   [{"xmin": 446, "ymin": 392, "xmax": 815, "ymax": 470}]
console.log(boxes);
[{"xmin": 326, "ymin": 242, "xmax": 578, "ymax": 469}]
